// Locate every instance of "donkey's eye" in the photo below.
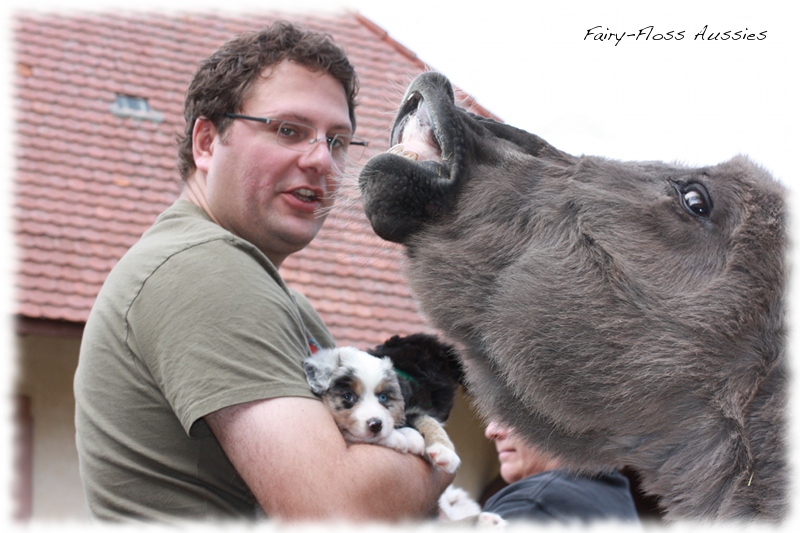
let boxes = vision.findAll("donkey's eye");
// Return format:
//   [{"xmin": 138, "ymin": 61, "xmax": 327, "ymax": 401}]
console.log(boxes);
[{"xmin": 678, "ymin": 183, "xmax": 713, "ymax": 218}]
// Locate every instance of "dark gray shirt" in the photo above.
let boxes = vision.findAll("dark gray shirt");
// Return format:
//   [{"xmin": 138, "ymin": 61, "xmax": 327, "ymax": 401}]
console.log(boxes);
[{"xmin": 483, "ymin": 469, "xmax": 640, "ymax": 524}]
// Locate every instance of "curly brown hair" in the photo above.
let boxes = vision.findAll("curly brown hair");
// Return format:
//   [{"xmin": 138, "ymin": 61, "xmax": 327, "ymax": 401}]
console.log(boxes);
[{"xmin": 177, "ymin": 21, "xmax": 359, "ymax": 179}]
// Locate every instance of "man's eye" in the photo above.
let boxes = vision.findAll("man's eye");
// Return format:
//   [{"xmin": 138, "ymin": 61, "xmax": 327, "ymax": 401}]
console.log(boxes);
[
  {"xmin": 328, "ymin": 135, "xmax": 347, "ymax": 150},
  {"xmin": 278, "ymin": 125, "xmax": 301, "ymax": 138}
]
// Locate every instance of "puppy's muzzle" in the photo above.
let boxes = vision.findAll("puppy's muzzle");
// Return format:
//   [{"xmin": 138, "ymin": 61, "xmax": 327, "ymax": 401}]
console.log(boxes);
[{"xmin": 367, "ymin": 418, "xmax": 383, "ymax": 435}]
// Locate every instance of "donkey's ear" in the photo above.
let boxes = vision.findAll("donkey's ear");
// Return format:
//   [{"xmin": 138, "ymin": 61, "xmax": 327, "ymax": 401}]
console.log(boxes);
[{"xmin": 303, "ymin": 348, "xmax": 341, "ymax": 396}]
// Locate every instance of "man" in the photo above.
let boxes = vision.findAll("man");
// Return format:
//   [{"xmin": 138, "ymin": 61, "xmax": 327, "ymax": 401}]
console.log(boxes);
[
  {"xmin": 482, "ymin": 420, "xmax": 639, "ymax": 523},
  {"xmin": 74, "ymin": 22, "xmax": 453, "ymax": 523}
]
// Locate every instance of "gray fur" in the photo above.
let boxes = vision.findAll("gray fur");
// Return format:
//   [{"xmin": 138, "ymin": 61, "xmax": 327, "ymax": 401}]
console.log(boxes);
[{"xmin": 359, "ymin": 72, "xmax": 787, "ymax": 521}]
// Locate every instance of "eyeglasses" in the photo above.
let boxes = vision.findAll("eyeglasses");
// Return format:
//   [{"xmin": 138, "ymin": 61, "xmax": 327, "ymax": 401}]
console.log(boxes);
[{"xmin": 223, "ymin": 113, "xmax": 368, "ymax": 165}]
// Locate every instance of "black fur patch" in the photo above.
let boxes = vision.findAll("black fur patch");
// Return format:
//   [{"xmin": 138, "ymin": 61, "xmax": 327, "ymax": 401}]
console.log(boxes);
[{"xmin": 369, "ymin": 333, "xmax": 464, "ymax": 426}]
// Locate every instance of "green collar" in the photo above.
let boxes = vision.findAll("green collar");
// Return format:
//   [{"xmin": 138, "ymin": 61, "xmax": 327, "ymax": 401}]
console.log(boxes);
[{"xmin": 394, "ymin": 368, "xmax": 419, "ymax": 386}]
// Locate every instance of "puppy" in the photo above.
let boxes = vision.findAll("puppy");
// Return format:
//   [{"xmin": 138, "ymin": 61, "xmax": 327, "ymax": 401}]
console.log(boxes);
[
  {"xmin": 303, "ymin": 345, "xmax": 426, "ymax": 455},
  {"xmin": 303, "ymin": 334, "xmax": 463, "ymax": 472}
]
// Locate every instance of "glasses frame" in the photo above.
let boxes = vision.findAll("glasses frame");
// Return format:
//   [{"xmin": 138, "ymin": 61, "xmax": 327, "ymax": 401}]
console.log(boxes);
[{"xmin": 222, "ymin": 113, "xmax": 368, "ymax": 164}]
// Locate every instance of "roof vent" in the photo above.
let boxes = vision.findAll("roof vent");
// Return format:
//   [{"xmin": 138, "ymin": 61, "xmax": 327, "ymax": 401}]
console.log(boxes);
[{"xmin": 109, "ymin": 94, "xmax": 164, "ymax": 122}]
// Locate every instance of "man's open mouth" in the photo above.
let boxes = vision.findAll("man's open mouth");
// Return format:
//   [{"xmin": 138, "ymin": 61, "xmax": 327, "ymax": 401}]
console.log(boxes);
[{"xmin": 292, "ymin": 188, "xmax": 320, "ymax": 202}]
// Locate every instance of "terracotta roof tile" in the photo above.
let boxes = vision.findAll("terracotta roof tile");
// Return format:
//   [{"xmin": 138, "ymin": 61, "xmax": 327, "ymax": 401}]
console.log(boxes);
[{"xmin": 13, "ymin": 10, "xmax": 493, "ymax": 349}]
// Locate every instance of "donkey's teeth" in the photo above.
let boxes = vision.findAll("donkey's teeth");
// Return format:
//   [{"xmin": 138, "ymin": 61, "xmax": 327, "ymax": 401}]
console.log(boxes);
[{"xmin": 388, "ymin": 144, "xmax": 420, "ymax": 160}]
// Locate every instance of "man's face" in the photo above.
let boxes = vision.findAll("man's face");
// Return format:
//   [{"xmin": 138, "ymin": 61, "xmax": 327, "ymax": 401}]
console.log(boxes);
[{"xmin": 195, "ymin": 60, "xmax": 352, "ymax": 267}]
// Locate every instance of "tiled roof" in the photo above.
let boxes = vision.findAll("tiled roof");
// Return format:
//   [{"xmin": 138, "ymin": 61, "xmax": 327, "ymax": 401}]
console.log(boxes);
[{"xmin": 13, "ymin": 10, "xmax": 496, "ymax": 349}]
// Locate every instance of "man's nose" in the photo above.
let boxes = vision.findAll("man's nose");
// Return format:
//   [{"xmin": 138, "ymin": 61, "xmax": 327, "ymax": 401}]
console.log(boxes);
[{"xmin": 299, "ymin": 139, "xmax": 334, "ymax": 173}]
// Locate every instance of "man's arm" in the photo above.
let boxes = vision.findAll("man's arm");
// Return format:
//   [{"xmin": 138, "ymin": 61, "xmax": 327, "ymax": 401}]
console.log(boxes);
[{"xmin": 205, "ymin": 395, "xmax": 454, "ymax": 521}]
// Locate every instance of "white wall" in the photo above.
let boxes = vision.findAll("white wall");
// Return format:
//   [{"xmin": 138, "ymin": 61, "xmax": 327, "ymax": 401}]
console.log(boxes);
[
  {"xmin": 15, "ymin": 334, "xmax": 89, "ymax": 521},
  {"xmin": 448, "ymin": 389, "xmax": 501, "ymax": 500}
]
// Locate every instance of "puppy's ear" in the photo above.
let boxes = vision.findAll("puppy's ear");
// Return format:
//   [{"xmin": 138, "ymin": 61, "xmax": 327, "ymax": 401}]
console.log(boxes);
[{"xmin": 303, "ymin": 349, "xmax": 341, "ymax": 396}]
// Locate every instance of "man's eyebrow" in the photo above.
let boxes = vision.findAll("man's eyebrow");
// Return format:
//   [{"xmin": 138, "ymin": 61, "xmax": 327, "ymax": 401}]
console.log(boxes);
[{"xmin": 271, "ymin": 112, "xmax": 353, "ymax": 134}]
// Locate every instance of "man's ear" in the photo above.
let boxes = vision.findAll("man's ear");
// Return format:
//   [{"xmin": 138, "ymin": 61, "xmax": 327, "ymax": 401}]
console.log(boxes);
[{"xmin": 192, "ymin": 117, "xmax": 218, "ymax": 174}]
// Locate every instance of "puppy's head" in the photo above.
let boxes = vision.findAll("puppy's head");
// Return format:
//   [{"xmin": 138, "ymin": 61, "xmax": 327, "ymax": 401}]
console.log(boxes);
[{"xmin": 303, "ymin": 347, "xmax": 406, "ymax": 444}]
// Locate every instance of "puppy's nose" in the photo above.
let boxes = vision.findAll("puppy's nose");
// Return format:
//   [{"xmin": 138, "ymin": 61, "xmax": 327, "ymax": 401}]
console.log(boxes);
[{"xmin": 367, "ymin": 418, "xmax": 383, "ymax": 434}]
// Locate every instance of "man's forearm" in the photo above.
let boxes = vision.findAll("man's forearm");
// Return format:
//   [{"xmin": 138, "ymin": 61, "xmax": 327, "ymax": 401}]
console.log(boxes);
[
  {"xmin": 206, "ymin": 396, "xmax": 454, "ymax": 521},
  {"xmin": 335, "ymin": 443, "xmax": 453, "ymax": 520}
]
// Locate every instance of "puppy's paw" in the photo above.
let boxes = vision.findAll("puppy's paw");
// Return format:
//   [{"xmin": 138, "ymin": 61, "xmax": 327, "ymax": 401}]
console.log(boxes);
[
  {"xmin": 477, "ymin": 512, "xmax": 507, "ymax": 527},
  {"xmin": 381, "ymin": 429, "xmax": 410, "ymax": 453},
  {"xmin": 438, "ymin": 485, "xmax": 481, "ymax": 520},
  {"xmin": 426, "ymin": 442, "xmax": 461, "ymax": 473},
  {"xmin": 397, "ymin": 427, "xmax": 426, "ymax": 455}
]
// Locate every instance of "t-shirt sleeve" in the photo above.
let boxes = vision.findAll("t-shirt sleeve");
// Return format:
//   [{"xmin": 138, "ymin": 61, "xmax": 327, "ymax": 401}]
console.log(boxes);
[{"xmin": 127, "ymin": 237, "xmax": 323, "ymax": 436}]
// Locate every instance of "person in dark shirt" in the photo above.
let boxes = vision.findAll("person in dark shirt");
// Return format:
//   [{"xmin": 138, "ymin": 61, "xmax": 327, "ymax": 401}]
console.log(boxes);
[{"xmin": 482, "ymin": 420, "xmax": 640, "ymax": 524}]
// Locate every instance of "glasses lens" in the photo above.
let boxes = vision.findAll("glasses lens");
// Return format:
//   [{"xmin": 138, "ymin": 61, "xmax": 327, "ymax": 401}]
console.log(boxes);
[
  {"xmin": 275, "ymin": 121, "xmax": 316, "ymax": 150},
  {"xmin": 331, "ymin": 136, "xmax": 366, "ymax": 163},
  {"xmin": 349, "ymin": 139, "xmax": 367, "ymax": 162}
]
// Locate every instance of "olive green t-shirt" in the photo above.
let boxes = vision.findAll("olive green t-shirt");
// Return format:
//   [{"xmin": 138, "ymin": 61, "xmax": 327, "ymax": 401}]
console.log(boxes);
[{"xmin": 74, "ymin": 200, "xmax": 334, "ymax": 522}]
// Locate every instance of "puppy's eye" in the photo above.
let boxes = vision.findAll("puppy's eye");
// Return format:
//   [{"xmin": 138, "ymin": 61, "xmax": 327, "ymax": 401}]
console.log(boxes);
[
  {"xmin": 378, "ymin": 393, "xmax": 389, "ymax": 404},
  {"xmin": 341, "ymin": 391, "xmax": 356, "ymax": 403},
  {"xmin": 677, "ymin": 183, "xmax": 712, "ymax": 218}
]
